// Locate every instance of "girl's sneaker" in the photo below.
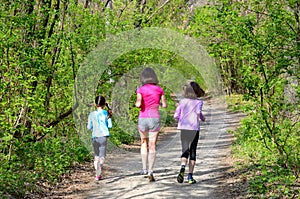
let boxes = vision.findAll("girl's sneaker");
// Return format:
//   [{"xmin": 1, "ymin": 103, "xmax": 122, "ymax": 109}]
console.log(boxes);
[
  {"xmin": 95, "ymin": 175, "xmax": 102, "ymax": 181},
  {"xmin": 188, "ymin": 178, "xmax": 196, "ymax": 184},
  {"xmin": 177, "ymin": 168, "xmax": 185, "ymax": 183}
]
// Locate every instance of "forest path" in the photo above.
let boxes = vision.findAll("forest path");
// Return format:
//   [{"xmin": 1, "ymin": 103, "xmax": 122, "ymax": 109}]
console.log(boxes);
[{"xmin": 49, "ymin": 97, "xmax": 245, "ymax": 199}]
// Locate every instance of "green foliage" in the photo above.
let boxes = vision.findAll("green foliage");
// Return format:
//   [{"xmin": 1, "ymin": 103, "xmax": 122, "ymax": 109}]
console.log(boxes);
[
  {"xmin": 248, "ymin": 166, "xmax": 298, "ymax": 198},
  {"xmin": 110, "ymin": 126, "xmax": 136, "ymax": 146},
  {"xmin": 0, "ymin": 136, "xmax": 89, "ymax": 198},
  {"xmin": 225, "ymin": 94, "xmax": 252, "ymax": 112},
  {"xmin": 231, "ymin": 98, "xmax": 299, "ymax": 198},
  {"xmin": 2, "ymin": 0, "xmax": 298, "ymax": 197},
  {"xmin": 232, "ymin": 136, "xmax": 299, "ymax": 198},
  {"xmin": 194, "ymin": 0, "xmax": 300, "ymax": 197},
  {"xmin": 0, "ymin": 1, "xmax": 106, "ymax": 197}
]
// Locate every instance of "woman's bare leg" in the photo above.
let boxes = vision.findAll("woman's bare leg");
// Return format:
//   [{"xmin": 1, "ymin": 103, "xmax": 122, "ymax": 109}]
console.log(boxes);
[
  {"xmin": 148, "ymin": 131, "xmax": 159, "ymax": 173},
  {"xmin": 140, "ymin": 131, "xmax": 149, "ymax": 172}
]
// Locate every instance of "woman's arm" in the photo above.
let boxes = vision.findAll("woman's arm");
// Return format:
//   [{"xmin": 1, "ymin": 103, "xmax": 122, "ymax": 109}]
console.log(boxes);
[
  {"xmin": 135, "ymin": 93, "xmax": 142, "ymax": 108},
  {"xmin": 161, "ymin": 95, "xmax": 167, "ymax": 108}
]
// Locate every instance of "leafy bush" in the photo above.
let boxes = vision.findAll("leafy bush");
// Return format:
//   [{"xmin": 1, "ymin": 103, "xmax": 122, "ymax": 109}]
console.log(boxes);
[
  {"xmin": 232, "ymin": 112, "xmax": 299, "ymax": 198},
  {"xmin": 0, "ymin": 136, "xmax": 90, "ymax": 198}
]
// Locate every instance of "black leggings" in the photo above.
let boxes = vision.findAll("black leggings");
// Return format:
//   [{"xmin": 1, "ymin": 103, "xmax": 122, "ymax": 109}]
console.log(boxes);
[{"xmin": 180, "ymin": 130, "xmax": 199, "ymax": 161}]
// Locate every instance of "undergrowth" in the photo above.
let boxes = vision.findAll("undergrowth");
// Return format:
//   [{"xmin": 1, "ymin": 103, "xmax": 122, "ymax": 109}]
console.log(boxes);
[
  {"xmin": 0, "ymin": 136, "xmax": 90, "ymax": 198},
  {"xmin": 227, "ymin": 94, "xmax": 299, "ymax": 198}
]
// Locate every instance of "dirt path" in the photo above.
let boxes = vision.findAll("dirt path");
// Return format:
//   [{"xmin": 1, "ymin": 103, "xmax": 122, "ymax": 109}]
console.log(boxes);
[{"xmin": 48, "ymin": 97, "xmax": 246, "ymax": 199}]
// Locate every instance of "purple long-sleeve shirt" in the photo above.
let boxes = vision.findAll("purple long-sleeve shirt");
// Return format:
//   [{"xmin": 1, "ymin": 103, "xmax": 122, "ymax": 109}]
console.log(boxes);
[{"xmin": 174, "ymin": 98, "xmax": 205, "ymax": 131}]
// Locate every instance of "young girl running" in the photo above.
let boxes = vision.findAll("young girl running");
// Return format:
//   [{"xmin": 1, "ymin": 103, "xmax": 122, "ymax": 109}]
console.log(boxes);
[
  {"xmin": 87, "ymin": 95, "xmax": 112, "ymax": 180},
  {"xmin": 174, "ymin": 81, "xmax": 205, "ymax": 184},
  {"xmin": 135, "ymin": 67, "xmax": 167, "ymax": 182}
]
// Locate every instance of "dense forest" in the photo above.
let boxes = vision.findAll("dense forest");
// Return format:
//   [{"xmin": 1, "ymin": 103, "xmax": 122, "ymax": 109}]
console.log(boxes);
[{"xmin": 0, "ymin": 0, "xmax": 299, "ymax": 198}]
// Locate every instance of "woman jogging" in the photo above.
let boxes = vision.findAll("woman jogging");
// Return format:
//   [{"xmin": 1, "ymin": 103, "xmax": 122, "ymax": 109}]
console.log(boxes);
[{"xmin": 135, "ymin": 67, "xmax": 167, "ymax": 182}]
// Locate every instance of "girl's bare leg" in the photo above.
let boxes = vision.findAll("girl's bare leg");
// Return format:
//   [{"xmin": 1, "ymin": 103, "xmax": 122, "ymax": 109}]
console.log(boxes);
[
  {"xmin": 188, "ymin": 160, "xmax": 195, "ymax": 174},
  {"xmin": 181, "ymin": 157, "xmax": 187, "ymax": 166}
]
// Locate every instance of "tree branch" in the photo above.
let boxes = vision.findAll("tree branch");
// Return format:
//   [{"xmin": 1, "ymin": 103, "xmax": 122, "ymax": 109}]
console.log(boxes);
[
  {"xmin": 103, "ymin": 0, "xmax": 112, "ymax": 11},
  {"xmin": 145, "ymin": 0, "xmax": 170, "ymax": 24},
  {"xmin": 36, "ymin": 101, "xmax": 79, "ymax": 141}
]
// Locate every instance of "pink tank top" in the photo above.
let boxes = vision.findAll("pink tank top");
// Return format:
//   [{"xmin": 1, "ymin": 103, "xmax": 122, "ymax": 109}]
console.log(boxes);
[{"xmin": 136, "ymin": 84, "xmax": 164, "ymax": 118}]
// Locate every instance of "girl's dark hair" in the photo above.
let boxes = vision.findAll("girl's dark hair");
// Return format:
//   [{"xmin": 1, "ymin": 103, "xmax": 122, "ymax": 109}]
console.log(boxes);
[
  {"xmin": 183, "ymin": 81, "xmax": 205, "ymax": 99},
  {"xmin": 190, "ymin": 81, "xmax": 205, "ymax": 97},
  {"xmin": 139, "ymin": 67, "xmax": 159, "ymax": 85},
  {"xmin": 106, "ymin": 102, "xmax": 112, "ymax": 118},
  {"xmin": 95, "ymin": 96, "xmax": 106, "ymax": 107},
  {"xmin": 95, "ymin": 96, "xmax": 112, "ymax": 118}
]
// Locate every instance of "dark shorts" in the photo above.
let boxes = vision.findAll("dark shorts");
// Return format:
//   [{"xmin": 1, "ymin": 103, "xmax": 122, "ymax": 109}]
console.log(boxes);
[{"xmin": 138, "ymin": 118, "xmax": 160, "ymax": 133}]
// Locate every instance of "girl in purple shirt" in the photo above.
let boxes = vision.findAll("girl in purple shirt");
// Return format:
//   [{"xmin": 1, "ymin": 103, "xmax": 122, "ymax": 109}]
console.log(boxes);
[
  {"xmin": 174, "ymin": 81, "xmax": 205, "ymax": 184},
  {"xmin": 135, "ymin": 67, "xmax": 167, "ymax": 182}
]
